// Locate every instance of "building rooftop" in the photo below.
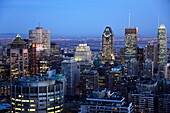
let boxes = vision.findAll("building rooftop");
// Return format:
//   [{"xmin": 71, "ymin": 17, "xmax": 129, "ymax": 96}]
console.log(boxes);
[
  {"xmin": 83, "ymin": 70, "xmax": 98, "ymax": 74},
  {"xmin": 111, "ymin": 65, "xmax": 122, "ymax": 72},
  {"xmin": 52, "ymin": 74, "xmax": 65, "ymax": 79},
  {"xmin": 0, "ymin": 103, "xmax": 10, "ymax": 110},
  {"xmin": 12, "ymin": 75, "xmax": 62, "ymax": 87},
  {"xmin": 159, "ymin": 24, "xmax": 166, "ymax": 29},
  {"xmin": 90, "ymin": 88, "xmax": 124, "ymax": 102},
  {"xmin": 11, "ymin": 34, "xmax": 26, "ymax": 45}
]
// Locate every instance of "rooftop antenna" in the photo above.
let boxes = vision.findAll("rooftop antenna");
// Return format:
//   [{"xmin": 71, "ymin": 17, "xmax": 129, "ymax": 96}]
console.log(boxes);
[
  {"xmin": 128, "ymin": 11, "xmax": 131, "ymax": 28},
  {"xmin": 158, "ymin": 15, "xmax": 160, "ymax": 27}
]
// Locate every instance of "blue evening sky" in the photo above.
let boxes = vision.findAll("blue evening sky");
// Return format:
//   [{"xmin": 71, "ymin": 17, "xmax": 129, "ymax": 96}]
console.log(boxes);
[{"xmin": 0, "ymin": 0, "xmax": 170, "ymax": 37}]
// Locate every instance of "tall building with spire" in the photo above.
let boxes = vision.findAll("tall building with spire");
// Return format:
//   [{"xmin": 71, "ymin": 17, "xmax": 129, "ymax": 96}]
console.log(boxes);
[
  {"xmin": 29, "ymin": 26, "xmax": 50, "ymax": 56},
  {"xmin": 157, "ymin": 24, "xmax": 167, "ymax": 65},
  {"xmin": 102, "ymin": 26, "xmax": 114, "ymax": 64},
  {"xmin": 124, "ymin": 28, "xmax": 138, "ymax": 75},
  {"xmin": 10, "ymin": 34, "xmax": 29, "ymax": 82}
]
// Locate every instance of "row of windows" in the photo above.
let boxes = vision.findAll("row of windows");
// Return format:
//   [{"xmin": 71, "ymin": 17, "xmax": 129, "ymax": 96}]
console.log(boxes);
[{"xmin": 12, "ymin": 85, "xmax": 62, "ymax": 93}]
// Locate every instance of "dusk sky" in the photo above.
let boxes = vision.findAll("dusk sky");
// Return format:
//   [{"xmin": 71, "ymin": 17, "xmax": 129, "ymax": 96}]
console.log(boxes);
[{"xmin": 0, "ymin": 0, "xmax": 170, "ymax": 37}]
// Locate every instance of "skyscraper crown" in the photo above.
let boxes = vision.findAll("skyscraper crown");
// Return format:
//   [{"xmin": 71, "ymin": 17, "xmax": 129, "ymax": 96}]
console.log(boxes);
[
  {"xmin": 159, "ymin": 24, "xmax": 166, "ymax": 29},
  {"xmin": 104, "ymin": 26, "xmax": 113, "ymax": 34}
]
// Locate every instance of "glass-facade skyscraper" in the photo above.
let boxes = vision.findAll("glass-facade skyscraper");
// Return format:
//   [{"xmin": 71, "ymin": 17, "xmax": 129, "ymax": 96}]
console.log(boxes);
[
  {"xmin": 157, "ymin": 24, "xmax": 167, "ymax": 65},
  {"xmin": 102, "ymin": 26, "xmax": 114, "ymax": 64},
  {"xmin": 124, "ymin": 28, "xmax": 138, "ymax": 63}
]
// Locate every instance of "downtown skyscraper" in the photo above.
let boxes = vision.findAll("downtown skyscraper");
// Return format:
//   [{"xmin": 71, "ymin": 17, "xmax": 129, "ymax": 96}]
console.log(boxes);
[
  {"xmin": 157, "ymin": 24, "xmax": 167, "ymax": 65},
  {"xmin": 124, "ymin": 28, "xmax": 138, "ymax": 63},
  {"xmin": 29, "ymin": 26, "xmax": 51, "ymax": 56},
  {"xmin": 10, "ymin": 34, "xmax": 29, "ymax": 82},
  {"xmin": 124, "ymin": 28, "xmax": 138, "ymax": 75},
  {"xmin": 102, "ymin": 26, "xmax": 114, "ymax": 64},
  {"xmin": 29, "ymin": 26, "xmax": 51, "ymax": 76},
  {"xmin": 74, "ymin": 44, "xmax": 92, "ymax": 64}
]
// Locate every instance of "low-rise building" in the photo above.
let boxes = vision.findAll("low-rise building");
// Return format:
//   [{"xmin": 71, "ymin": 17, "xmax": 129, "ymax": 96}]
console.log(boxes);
[
  {"xmin": 11, "ymin": 75, "xmax": 64, "ymax": 113},
  {"xmin": 80, "ymin": 88, "xmax": 134, "ymax": 113}
]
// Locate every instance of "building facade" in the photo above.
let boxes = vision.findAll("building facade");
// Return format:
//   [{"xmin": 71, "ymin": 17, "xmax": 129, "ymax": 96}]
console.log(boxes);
[
  {"xmin": 80, "ymin": 89, "xmax": 134, "ymax": 113},
  {"xmin": 143, "ymin": 58, "xmax": 154, "ymax": 77},
  {"xmin": 29, "ymin": 26, "xmax": 50, "ymax": 56},
  {"xmin": 61, "ymin": 58, "xmax": 80, "ymax": 95},
  {"xmin": 80, "ymin": 70, "xmax": 98, "ymax": 97},
  {"xmin": 10, "ymin": 34, "xmax": 29, "ymax": 82},
  {"xmin": 102, "ymin": 26, "xmax": 114, "ymax": 64},
  {"xmin": 127, "ymin": 58, "xmax": 138, "ymax": 76},
  {"xmin": 11, "ymin": 76, "xmax": 64, "ymax": 113},
  {"xmin": 29, "ymin": 43, "xmax": 48, "ymax": 76},
  {"xmin": 124, "ymin": 28, "xmax": 138, "ymax": 63},
  {"xmin": 158, "ymin": 24, "xmax": 167, "ymax": 65},
  {"xmin": 74, "ymin": 44, "xmax": 92, "ymax": 64},
  {"xmin": 144, "ymin": 43, "xmax": 158, "ymax": 70}
]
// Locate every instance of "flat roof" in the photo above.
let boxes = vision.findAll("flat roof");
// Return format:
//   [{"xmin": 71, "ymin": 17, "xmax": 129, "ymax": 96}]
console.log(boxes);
[{"xmin": 86, "ymin": 97, "xmax": 124, "ymax": 103}]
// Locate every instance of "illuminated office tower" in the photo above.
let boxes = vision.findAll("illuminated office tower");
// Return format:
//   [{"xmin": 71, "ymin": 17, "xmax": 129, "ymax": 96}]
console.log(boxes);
[
  {"xmin": 157, "ymin": 24, "xmax": 167, "ymax": 65},
  {"xmin": 11, "ymin": 76, "xmax": 64, "ymax": 113},
  {"xmin": 124, "ymin": 28, "xmax": 138, "ymax": 63},
  {"xmin": 29, "ymin": 43, "xmax": 49, "ymax": 76},
  {"xmin": 75, "ymin": 44, "xmax": 92, "ymax": 64},
  {"xmin": 102, "ymin": 26, "xmax": 114, "ymax": 64},
  {"xmin": 10, "ymin": 34, "xmax": 29, "ymax": 82},
  {"xmin": 29, "ymin": 26, "xmax": 50, "ymax": 55}
]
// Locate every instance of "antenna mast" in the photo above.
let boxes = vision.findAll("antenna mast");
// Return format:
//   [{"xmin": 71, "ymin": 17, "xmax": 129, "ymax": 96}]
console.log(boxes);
[
  {"xmin": 158, "ymin": 15, "xmax": 160, "ymax": 27},
  {"xmin": 128, "ymin": 11, "xmax": 131, "ymax": 28}
]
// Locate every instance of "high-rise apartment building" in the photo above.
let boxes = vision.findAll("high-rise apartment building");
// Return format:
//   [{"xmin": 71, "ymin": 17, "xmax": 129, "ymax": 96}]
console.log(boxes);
[
  {"xmin": 137, "ymin": 47, "xmax": 144, "ymax": 75},
  {"xmin": 29, "ymin": 26, "xmax": 50, "ymax": 56},
  {"xmin": 11, "ymin": 76, "xmax": 64, "ymax": 113},
  {"xmin": 107, "ymin": 66, "xmax": 123, "ymax": 90},
  {"xmin": 143, "ymin": 59, "xmax": 154, "ymax": 77},
  {"xmin": 102, "ymin": 26, "xmax": 114, "ymax": 64},
  {"xmin": 10, "ymin": 34, "xmax": 29, "ymax": 82},
  {"xmin": 124, "ymin": 28, "xmax": 138, "ymax": 63},
  {"xmin": 144, "ymin": 43, "xmax": 158, "ymax": 70},
  {"xmin": 158, "ymin": 24, "xmax": 167, "ymax": 65},
  {"xmin": 61, "ymin": 58, "xmax": 80, "ymax": 95},
  {"xmin": 75, "ymin": 44, "xmax": 92, "ymax": 64},
  {"xmin": 80, "ymin": 70, "xmax": 98, "ymax": 97},
  {"xmin": 127, "ymin": 58, "xmax": 138, "ymax": 76}
]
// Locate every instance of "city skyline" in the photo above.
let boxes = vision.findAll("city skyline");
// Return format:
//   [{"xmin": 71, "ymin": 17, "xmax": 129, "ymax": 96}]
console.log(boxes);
[{"xmin": 0, "ymin": 0, "xmax": 170, "ymax": 37}]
